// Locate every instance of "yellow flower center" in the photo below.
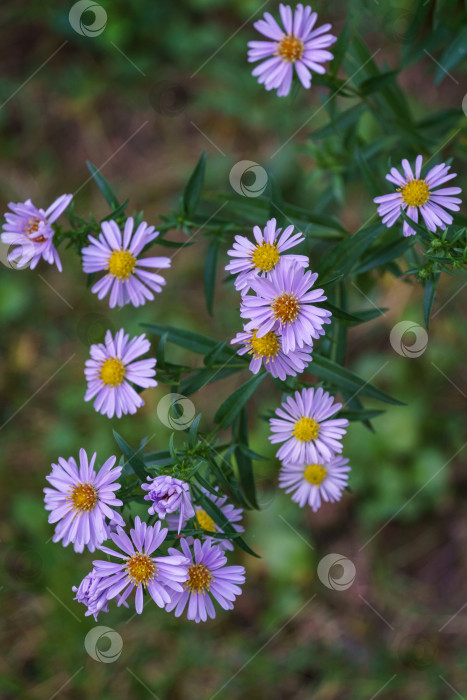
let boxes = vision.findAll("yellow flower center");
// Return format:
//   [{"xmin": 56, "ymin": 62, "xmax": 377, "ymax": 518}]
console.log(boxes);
[
  {"xmin": 249, "ymin": 329, "xmax": 280, "ymax": 360},
  {"xmin": 185, "ymin": 563, "xmax": 212, "ymax": 593},
  {"xmin": 251, "ymin": 242, "xmax": 280, "ymax": 272},
  {"xmin": 304, "ymin": 463, "xmax": 327, "ymax": 486},
  {"xmin": 272, "ymin": 292, "xmax": 300, "ymax": 324},
  {"xmin": 276, "ymin": 35, "xmax": 304, "ymax": 62},
  {"xmin": 108, "ymin": 249, "xmax": 137, "ymax": 280},
  {"xmin": 398, "ymin": 179, "xmax": 430, "ymax": 207},
  {"xmin": 125, "ymin": 552, "xmax": 156, "ymax": 586},
  {"xmin": 69, "ymin": 483, "xmax": 98, "ymax": 512},
  {"xmin": 292, "ymin": 417, "xmax": 320, "ymax": 442},
  {"xmin": 195, "ymin": 508, "xmax": 216, "ymax": 533},
  {"xmin": 100, "ymin": 357, "xmax": 126, "ymax": 386},
  {"xmin": 24, "ymin": 217, "xmax": 46, "ymax": 243}
]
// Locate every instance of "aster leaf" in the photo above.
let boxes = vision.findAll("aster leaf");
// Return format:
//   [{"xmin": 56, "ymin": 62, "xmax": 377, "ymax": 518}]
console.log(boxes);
[
  {"xmin": 180, "ymin": 366, "xmax": 245, "ymax": 396},
  {"xmin": 204, "ymin": 237, "xmax": 220, "ymax": 315},
  {"xmin": 183, "ymin": 151, "xmax": 206, "ymax": 217},
  {"xmin": 311, "ymin": 355, "xmax": 404, "ymax": 406},
  {"xmin": 113, "ymin": 431, "xmax": 149, "ymax": 482},
  {"xmin": 141, "ymin": 323, "xmax": 237, "ymax": 360},
  {"xmin": 233, "ymin": 408, "xmax": 259, "ymax": 510},
  {"xmin": 423, "ymin": 271, "xmax": 440, "ymax": 329},
  {"xmin": 86, "ymin": 161, "xmax": 120, "ymax": 209},
  {"xmin": 214, "ymin": 372, "xmax": 267, "ymax": 429}
]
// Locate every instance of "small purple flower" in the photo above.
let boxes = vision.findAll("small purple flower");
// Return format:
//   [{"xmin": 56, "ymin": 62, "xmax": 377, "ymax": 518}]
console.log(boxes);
[
  {"xmin": 241, "ymin": 260, "xmax": 331, "ymax": 354},
  {"xmin": 270, "ymin": 387, "xmax": 348, "ymax": 464},
  {"xmin": 142, "ymin": 475, "xmax": 195, "ymax": 533},
  {"xmin": 93, "ymin": 516, "xmax": 189, "ymax": 614},
  {"xmin": 1, "ymin": 194, "xmax": 72, "ymax": 271},
  {"xmin": 248, "ymin": 4, "xmax": 337, "ymax": 97},
  {"xmin": 231, "ymin": 327, "xmax": 313, "ymax": 380},
  {"xmin": 165, "ymin": 538, "xmax": 245, "ymax": 623},
  {"xmin": 279, "ymin": 455, "xmax": 350, "ymax": 511},
  {"xmin": 44, "ymin": 448, "xmax": 124, "ymax": 553},
  {"xmin": 82, "ymin": 217, "xmax": 171, "ymax": 308},
  {"xmin": 84, "ymin": 329, "xmax": 157, "ymax": 419},
  {"xmin": 374, "ymin": 156, "xmax": 462, "ymax": 237},
  {"xmin": 73, "ymin": 569, "xmax": 113, "ymax": 619},
  {"xmin": 225, "ymin": 218, "xmax": 308, "ymax": 294}
]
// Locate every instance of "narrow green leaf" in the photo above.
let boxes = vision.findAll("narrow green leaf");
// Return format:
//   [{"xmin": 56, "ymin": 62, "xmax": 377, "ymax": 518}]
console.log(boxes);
[
  {"xmin": 434, "ymin": 27, "xmax": 467, "ymax": 84},
  {"xmin": 188, "ymin": 413, "xmax": 203, "ymax": 448},
  {"xmin": 204, "ymin": 237, "xmax": 220, "ymax": 315},
  {"xmin": 311, "ymin": 355, "xmax": 403, "ymax": 405},
  {"xmin": 215, "ymin": 372, "xmax": 267, "ymax": 429},
  {"xmin": 141, "ymin": 323, "xmax": 237, "ymax": 360},
  {"xmin": 113, "ymin": 431, "xmax": 148, "ymax": 482},
  {"xmin": 86, "ymin": 161, "xmax": 120, "ymax": 209},
  {"xmin": 423, "ymin": 272, "xmax": 440, "ymax": 328},
  {"xmin": 234, "ymin": 409, "xmax": 259, "ymax": 509},
  {"xmin": 195, "ymin": 490, "xmax": 260, "ymax": 557},
  {"xmin": 359, "ymin": 70, "xmax": 399, "ymax": 95},
  {"xmin": 180, "ymin": 365, "xmax": 245, "ymax": 397},
  {"xmin": 183, "ymin": 152, "xmax": 206, "ymax": 216}
]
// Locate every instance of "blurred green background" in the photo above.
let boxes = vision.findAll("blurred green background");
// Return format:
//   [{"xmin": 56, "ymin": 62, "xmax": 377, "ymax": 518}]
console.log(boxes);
[{"xmin": 1, "ymin": 0, "xmax": 466, "ymax": 698}]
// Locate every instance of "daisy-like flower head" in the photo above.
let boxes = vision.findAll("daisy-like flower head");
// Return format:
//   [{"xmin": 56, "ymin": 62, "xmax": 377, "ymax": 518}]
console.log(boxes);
[
  {"xmin": 73, "ymin": 568, "xmax": 113, "ymax": 620},
  {"xmin": 167, "ymin": 487, "xmax": 244, "ymax": 551},
  {"xmin": 279, "ymin": 455, "xmax": 350, "ymax": 512},
  {"xmin": 231, "ymin": 327, "xmax": 313, "ymax": 380},
  {"xmin": 93, "ymin": 516, "xmax": 189, "ymax": 614},
  {"xmin": 165, "ymin": 538, "xmax": 246, "ymax": 623},
  {"xmin": 225, "ymin": 218, "xmax": 308, "ymax": 294},
  {"xmin": 374, "ymin": 156, "xmax": 462, "ymax": 237},
  {"xmin": 141, "ymin": 475, "xmax": 195, "ymax": 534},
  {"xmin": 44, "ymin": 448, "xmax": 124, "ymax": 553},
  {"xmin": 248, "ymin": 4, "xmax": 337, "ymax": 97},
  {"xmin": 241, "ymin": 260, "xmax": 331, "ymax": 354},
  {"xmin": 85, "ymin": 329, "xmax": 157, "ymax": 419},
  {"xmin": 1, "ymin": 194, "xmax": 72, "ymax": 271},
  {"xmin": 270, "ymin": 387, "xmax": 348, "ymax": 464},
  {"xmin": 82, "ymin": 217, "xmax": 171, "ymax": 308}
]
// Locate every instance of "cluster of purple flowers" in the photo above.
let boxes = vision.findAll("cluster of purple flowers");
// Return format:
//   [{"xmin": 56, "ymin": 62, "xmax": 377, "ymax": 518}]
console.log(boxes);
[{"xmin": 45, "ymin": 451, "xmax": 246, "ymax": 623}]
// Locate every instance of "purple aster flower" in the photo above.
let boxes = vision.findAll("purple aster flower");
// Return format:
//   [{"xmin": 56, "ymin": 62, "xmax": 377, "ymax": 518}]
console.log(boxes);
[
  {"xmin": 225, "ymin": 218, "xmax": 308, "ymax": 294},
  {"xmin": 167, "ymin": 487, "xmax": 244, "ymax": 552},
  {"xmin": 142, "ymin": 475, "xmax": 195, "ymax": 534},
  {"xmin": 270, "ymin": 387, "xmax": 348, "ymax": 464},
  {"xmin": 231, "ymin": 327, "xmax": 313, "ymax": 380},
  {"xmin": 82, "ymin": 217, "xmax": 171, "ymax": 308},
  {"xmin": 84, "ymin": 329, "xmax": 157, "ymax": 419},
  {"xmin": 73, "ymin": 568, "xmax": 114, "ymax": 620},
  {"xmin": 241, "ymin": 260, "xmax": 331, "ymax": 354},
  {"xmin": 248, "ymin": 4, "xmax": 337, "ymax": 97},
  {"xmin": 1, "ymin": 194, "xmax": 72, "ymax": 271},
  {"xmin": 93, "ymin": 516, "xmax": 189, "ymax": 614},
  {"xmin": 279, "ymin": 455, "xmax": 350, "ymax": 512},
  {"xmin": 374, "ymin": 156, "xmax": 462, "ymax": 237},
  {"xmin": 165, "ymin": 538, "xmax": 245, "ymax": 623},
  {"xmin": 44, "ymin": 448, "xmax": 124, "ymax": 553}
]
